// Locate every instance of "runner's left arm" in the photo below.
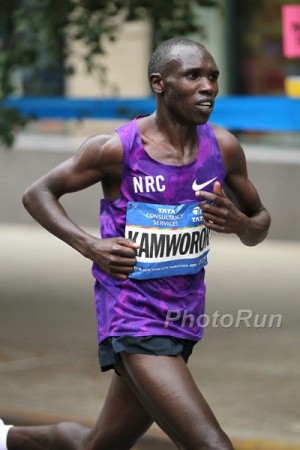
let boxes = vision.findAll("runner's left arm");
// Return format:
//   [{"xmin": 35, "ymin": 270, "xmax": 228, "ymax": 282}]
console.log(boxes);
[{"xmin": 196, "ymin": 126, "xmax": 271, "ymax": 246}]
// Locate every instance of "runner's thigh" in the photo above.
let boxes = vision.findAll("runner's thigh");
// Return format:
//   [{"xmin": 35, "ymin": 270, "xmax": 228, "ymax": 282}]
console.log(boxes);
[
  {"xmin": 85, "ymin": 372, "xmax": 153, "ymax": 450},
  {"xmin": 116, "ymin": 353, "xmax": 233, "ymax": 450}
]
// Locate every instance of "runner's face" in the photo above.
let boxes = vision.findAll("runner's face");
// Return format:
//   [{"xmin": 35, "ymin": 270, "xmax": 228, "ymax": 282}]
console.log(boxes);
[{"xmin": 162, "ymin": 45, "xmax": 219, "ymax": 125}]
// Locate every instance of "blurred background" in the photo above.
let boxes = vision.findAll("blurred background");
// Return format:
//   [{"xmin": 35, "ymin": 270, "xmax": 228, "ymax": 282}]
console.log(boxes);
[{"xmin": 0, "ymin": 1, "xmax": 300, "ymax": 449}]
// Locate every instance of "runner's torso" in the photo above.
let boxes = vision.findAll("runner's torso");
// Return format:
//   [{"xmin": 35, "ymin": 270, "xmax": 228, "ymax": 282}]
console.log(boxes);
[{"xmin": 92, "ymin": 118, "xmax": 226, "ymax": 343}]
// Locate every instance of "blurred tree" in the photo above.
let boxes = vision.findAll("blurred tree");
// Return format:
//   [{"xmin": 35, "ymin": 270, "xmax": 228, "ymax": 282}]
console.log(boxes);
[{"xmin": 0, "ymin": 0, "xmax": 220, "ymax": 147}]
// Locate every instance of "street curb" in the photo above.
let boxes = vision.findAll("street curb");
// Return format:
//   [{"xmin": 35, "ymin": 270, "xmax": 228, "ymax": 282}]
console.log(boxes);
[
  {"xmin": 1, "ymin": 408, "xmax": 299, "ymax": 450},
  {"xmin": 232, "ymin": 438, "xmax": 300, "ymax": 450}
]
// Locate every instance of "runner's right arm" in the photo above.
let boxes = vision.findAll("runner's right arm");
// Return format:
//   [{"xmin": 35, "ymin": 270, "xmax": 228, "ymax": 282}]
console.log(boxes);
[{"xmin": 22, "ymin": 134, "xmax": 139, "ymax": 279}]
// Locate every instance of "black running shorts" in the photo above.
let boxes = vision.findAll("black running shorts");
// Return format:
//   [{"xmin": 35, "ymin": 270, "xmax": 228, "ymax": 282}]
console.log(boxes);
[{"xmin": 98, "ymin": 335, "xmax": 197, "ymax": 372}]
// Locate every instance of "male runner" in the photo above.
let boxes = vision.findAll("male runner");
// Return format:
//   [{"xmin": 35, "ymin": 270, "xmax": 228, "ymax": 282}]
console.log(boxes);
[{"xmin": 1, "ymin": 37, "xmax": 271, "ymax": 450}]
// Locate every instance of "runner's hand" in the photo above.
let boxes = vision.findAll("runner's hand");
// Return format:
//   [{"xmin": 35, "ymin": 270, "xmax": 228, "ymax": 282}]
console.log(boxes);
[
  {"xmin": 87, "ymin": 237, "xmax": 139, "ymax": 280},
  {"xmin": 196, "ymin": 181, "xmax": 248, "ymax": 236}
]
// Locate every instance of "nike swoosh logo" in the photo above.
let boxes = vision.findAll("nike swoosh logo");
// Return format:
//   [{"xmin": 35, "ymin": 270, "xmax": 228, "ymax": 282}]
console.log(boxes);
[{"xmin": 192, "ymin": 176, "xmax": 218, "ymax": 191}]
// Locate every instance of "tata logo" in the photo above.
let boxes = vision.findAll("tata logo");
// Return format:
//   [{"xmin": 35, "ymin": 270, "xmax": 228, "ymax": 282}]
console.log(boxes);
[{"xmin": 192, "ymin": 206, "xmax": 202, "ymax": 216}]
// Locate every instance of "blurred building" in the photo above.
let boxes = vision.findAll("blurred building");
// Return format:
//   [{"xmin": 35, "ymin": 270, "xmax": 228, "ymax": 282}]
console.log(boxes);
[{"xmin": 10, "ymin": 0, "xmax": 299, "ymax": 99}]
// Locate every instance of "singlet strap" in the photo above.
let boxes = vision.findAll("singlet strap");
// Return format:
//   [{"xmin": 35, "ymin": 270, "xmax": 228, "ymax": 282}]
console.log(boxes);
[{"xmin": 116, "ymin": 119, "xmax": 140, "ymax": 158}]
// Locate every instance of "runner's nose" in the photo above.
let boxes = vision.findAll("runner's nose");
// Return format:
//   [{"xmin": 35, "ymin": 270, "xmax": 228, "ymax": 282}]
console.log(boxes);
[{"xmin": 198, "ymin": 77, "xmax": 215, "ymax": 94}]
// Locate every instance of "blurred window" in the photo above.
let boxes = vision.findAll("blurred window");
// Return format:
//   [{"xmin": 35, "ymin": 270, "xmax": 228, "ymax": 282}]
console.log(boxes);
[{"xmin": 233, "ymin": 0, "xmax": 299, "ymax": 95}]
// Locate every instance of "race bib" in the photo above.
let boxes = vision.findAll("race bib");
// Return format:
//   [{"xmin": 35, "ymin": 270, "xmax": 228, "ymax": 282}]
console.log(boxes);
[{"xmin": 125, "ymin": 201, "xmax": 210, "ymax": 280}]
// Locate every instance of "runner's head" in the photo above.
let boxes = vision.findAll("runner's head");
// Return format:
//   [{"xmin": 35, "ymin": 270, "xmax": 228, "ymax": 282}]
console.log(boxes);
[
  {"xmin": 148, "ymin": 37, "xmax": 220, "ymax": 125},
  {"xmin": 148, "ymin": 37, "xmax": 207, "ymax": 83}
]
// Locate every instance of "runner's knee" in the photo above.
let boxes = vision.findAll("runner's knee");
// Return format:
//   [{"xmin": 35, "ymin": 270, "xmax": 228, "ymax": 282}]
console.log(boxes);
[
  {"xmin": 83, "ymin": 439, "xmax": 132, "ymax": 450},
  {"xmin": 52, "ymin": 422, "xmax": 90, "ymax": 450},
  {"xmin": 82, "ymin": 428, "xmax": 136, "ymax": 450},
  {"xmin": 179, "ymin": 442, "xmax": 233, "ymax": 450},
  {"xmin": 197, "ymin": 441, "xmax": 234, "ymax": 450},
  {"xmin": 178, "ymin": 429, "xmax": 234, "ymax": 450}
]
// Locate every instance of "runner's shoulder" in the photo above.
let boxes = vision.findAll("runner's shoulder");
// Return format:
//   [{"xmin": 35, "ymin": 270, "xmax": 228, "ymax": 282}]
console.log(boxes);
[
  {"xmin": 210, "ymin": 122, "xmax": 244, "ymax": 158},
  {"xmin": 80, "ymin": 132, "xmax": 123, "ymax": 157},
  {"xmin": 75, "ymin": 132, "xmax": 123, "ymax": 172}
]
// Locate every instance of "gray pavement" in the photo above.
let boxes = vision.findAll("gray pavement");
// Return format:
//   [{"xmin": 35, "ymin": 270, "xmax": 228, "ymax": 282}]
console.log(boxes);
[{"xmin": 1, "ymin": 224, "xmax": 300, "ymax": 448}]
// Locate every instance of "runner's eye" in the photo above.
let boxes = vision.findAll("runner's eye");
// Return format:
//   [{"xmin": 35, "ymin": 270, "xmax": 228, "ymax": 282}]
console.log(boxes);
[
  {"xmin": 187, "ymin": 71, "xmax": 199, "ymax": 80},
  {"xmin": 209, "ymin": 71, "xmax": 219, "ymax": 81}
]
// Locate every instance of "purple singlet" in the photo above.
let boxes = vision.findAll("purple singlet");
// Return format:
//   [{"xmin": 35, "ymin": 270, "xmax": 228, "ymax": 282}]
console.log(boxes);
[{"xmin": 92, "ymin": 119, "xmax": 225, "ymax": 343}]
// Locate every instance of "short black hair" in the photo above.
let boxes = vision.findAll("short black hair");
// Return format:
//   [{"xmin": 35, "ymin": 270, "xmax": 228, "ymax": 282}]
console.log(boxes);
[{"xmin": 147, "ymin": 37, "xmax": 205, "ymax": 81}]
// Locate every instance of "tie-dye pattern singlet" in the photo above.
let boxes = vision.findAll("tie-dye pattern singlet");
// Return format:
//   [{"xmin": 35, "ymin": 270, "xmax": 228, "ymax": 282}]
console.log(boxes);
[{"xmin": 92, "ymin": 119, "xmax": 225, "ymax": 344}]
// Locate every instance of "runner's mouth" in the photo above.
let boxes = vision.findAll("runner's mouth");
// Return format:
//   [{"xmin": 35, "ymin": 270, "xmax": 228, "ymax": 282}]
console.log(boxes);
[{"xmin": 196, "ymin": 100, "xmax": 214, "ymax": 112}]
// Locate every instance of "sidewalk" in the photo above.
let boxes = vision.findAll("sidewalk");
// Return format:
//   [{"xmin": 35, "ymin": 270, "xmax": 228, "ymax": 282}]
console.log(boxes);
[{"xmin": 1, "ymin": 224, "xmax": 300, "ymax": 449}]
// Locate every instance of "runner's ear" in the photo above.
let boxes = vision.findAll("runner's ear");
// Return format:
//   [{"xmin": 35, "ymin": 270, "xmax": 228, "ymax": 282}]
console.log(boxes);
[{"xmin": 150, "ymin": 73, "xmax": 164, "ymax": 94}]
